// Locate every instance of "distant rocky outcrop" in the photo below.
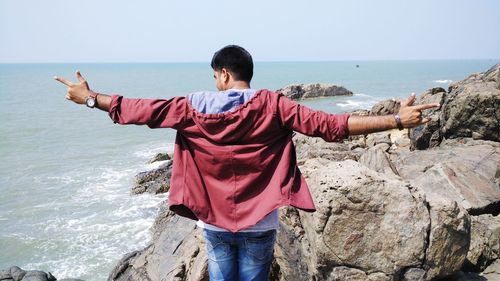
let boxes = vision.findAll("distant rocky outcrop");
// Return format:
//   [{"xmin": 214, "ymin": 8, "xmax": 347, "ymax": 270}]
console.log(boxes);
[{"xmin": 276, "ymin": 83, "xmax": 353, "ymax": 100}]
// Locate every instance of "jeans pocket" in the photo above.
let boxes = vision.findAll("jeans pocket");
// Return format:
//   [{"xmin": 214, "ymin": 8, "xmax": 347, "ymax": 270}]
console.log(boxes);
[
  {"xmin": 204, "ymin": 231, "xmax": 230, "ymax": 262},
  {"xmin": 244, "ymin": 230, "xmax": 276, "ymax": 264}
]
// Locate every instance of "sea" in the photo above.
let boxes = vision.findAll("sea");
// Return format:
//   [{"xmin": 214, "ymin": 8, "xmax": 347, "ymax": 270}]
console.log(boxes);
[{"xmin": 0, "ymin": 60, "xmax": 497, "ymax": 280}]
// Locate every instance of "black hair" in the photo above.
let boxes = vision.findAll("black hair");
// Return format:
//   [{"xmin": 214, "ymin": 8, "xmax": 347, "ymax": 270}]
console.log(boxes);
[{"xmin": 211, "ymin": 45, "xmax": 253, "ymax": 83}]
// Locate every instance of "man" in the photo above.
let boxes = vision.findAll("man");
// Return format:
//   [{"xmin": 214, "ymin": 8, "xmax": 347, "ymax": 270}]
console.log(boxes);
[{"xmin": 55, "ymin": 45, "xmax": 438, "ymax": 281}]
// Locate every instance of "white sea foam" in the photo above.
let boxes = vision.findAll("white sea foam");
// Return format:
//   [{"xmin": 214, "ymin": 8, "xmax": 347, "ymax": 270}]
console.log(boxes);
[
  {"xmin": 335, "ymin": 99, "xmax": 377, "ymax": 110},
  {"xmin": 433, "ymin": 79, "xmax": 453, "ymax": 84},
  {"xmin": 133, "ymin": 143, "xmax": 174, "ymax": 159}
]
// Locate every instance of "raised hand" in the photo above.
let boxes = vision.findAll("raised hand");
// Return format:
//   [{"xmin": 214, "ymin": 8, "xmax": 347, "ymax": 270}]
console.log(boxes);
[
  {"xmin": 397, "ymin": 93, "xmax": 440, "ymax": 128},
  {"xmin": 54, "ymin": 71, "xmax": 93, "ymax": 105}
]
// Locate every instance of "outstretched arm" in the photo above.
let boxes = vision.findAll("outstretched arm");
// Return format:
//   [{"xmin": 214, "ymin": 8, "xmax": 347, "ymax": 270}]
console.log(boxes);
[
  {"xmin": 54, "ymin": 71, "xmax": 111, "ymax": 111},
  {"xmin": 347, "ymin": 93, "xmax": 440, "ymax": 135},
  {"xmin": 54, "ymin": 71, "xmax": 188, "ymax": 129}
]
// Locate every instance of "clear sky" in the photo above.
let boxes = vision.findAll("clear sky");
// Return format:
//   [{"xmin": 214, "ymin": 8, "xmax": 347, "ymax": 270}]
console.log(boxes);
[{"xmin": 1, "ymin": 0, "xmax": 499, "ymax": 63}]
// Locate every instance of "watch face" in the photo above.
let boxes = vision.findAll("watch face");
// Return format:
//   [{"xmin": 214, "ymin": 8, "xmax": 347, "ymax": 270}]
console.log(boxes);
[{"xmin": 86, "ymin": 97, "xmax": 96, "ymax": 108}]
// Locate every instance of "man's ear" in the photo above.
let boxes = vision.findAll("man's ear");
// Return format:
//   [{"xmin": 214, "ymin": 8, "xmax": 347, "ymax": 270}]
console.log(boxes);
[{"xmin": 221, "ymin": 68, "xmax": 230, "ymax": 83}]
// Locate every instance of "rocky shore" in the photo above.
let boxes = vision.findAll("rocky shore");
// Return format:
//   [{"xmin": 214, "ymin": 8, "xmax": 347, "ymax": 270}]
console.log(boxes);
[{"xmin": 3, "ymin": 65, "xmax": 499, "ymax": 280}]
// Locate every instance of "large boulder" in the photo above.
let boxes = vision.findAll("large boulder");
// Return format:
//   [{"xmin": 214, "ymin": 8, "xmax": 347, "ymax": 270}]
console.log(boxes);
[
  {"xmin": 410, "ymin": 64, "xmax": 500, "ymax": 149},
  {"xmin": 395, "ymin": 141, "xmax": 500, "ymax": 215},
  {"xmin": 276, "ymin": 83, "xmax": 353, "ymax": 100},
  {"xmin": 273, "ymin": 158, "xmax": 471, "ymax": 281}
]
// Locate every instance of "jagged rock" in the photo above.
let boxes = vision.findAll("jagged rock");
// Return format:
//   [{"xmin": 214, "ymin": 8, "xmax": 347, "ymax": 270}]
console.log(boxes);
[
  {"xmin": 132, "ymin": 160, "xmax": 172, "ymax": 194},
  {"xmin": 410, "ymin": 87, "xmax": 446, "ymax": 150},
  {"xmin": 441, "ymin": 64, "xmax": 500, "ymax": 142},
  {"xmin": 147, "ymin": 152, "xmax": 171, "ymax": 164},
  {"xmin": 370, "ymin": 99, "xmax": 401, "ymax": 116},
  {"xmin": 464, "ymin": 214, "xmax": 500, "ymax": 272},
  {"xmin": 276, "ymin": 83, "xmax": 353, "ymax": 100},
  {"xmin": 107, "ymin": 203, "xmax": 208, "ymax": 281},
  {"xmin": 410, "ymin": 64, "xmax": 500, "ymax": 150}
]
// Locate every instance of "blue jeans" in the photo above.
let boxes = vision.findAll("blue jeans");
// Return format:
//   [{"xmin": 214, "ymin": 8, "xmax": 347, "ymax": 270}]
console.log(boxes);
[{"xmin": 203, "ymin": 229, "xmax": 277, "ymax": 281}]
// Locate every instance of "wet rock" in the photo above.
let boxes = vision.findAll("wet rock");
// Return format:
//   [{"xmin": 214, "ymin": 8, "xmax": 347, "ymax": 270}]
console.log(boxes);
[
  {"xmin": 9, "ymin": 266, "xmax": 26, "ymax": 281},
  {"xmin": 132, "ymin": 160, "xmax": 172, "ymax": 194},
  {"xmin": 0, "ymin": 267, "xmax": 83, "ymax": 281},
  {"xmin": 276, "ymin": 83, "xmax": 353, "ymax": 100},
  {"xmin": 147, "ymin": 152, "xmax": 171, "ymax": 164},
  {"xmin": 20, "ymin": 270, "xmax": 54, "ymax": 281}
]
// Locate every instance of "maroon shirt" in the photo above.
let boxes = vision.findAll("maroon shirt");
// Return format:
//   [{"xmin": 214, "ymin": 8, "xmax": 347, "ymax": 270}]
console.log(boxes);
[{"xmin": 108, "ymin": 89, "xmax": 350, "ymax": 232}]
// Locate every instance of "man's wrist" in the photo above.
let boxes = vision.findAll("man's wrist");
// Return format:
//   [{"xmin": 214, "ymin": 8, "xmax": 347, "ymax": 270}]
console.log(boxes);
[{"xmin": 392, "ymin": 113, "xmax": 403, "ymax": 130}]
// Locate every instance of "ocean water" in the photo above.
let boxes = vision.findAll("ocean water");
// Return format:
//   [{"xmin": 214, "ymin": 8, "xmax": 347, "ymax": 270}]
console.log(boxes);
[{"xmin": 0, "ymin": 60, "xmax": 497, "ymax": 280}]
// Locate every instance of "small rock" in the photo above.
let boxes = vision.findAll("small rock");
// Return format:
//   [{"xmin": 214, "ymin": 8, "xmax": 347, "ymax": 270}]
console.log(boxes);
[
  {"xmin": 147, "ymin": 152, "xmax": 171, "ymax": 164},
  {"xmin": 9, "ymin": 266, "xmax": 26, "ymax": 281}
]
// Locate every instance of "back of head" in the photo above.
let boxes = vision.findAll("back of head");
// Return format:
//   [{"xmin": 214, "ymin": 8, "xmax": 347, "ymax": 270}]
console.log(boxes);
[{"xmin": 211, "ymin": 45, "xmax": 253, "ymax": 83}]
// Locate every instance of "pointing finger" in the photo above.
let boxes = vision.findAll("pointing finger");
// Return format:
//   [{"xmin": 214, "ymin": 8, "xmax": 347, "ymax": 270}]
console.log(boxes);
[
  {"xmin": 76, "ymin": 71, "xmax": 86, "ymax": 83},
  {"xmin": 413, "ymin": 103, "xmax": 440, "ymax": 111},
  {"xmin": 54, "ymin": 76, "xmax": 73, "ymax": 87},
  {"xmin": 401, "ymin": 93, "xmax": 416, "ymax": 107}
]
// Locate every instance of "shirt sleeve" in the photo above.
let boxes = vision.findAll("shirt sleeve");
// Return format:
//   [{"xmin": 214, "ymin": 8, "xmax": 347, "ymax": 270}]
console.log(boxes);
[
  {"xmin": 277, "ymin": 93, "xmax": 350, "ymax": 142},
  {"xmin": 108, "ymin": 95, "xmax": 188, "ymax": 129}
]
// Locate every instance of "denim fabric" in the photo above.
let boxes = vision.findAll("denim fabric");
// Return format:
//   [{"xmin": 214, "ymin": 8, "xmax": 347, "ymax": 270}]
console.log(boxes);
[{"xmin": 203, "ymin": 229, "xmax": 276, "ymax": 281}]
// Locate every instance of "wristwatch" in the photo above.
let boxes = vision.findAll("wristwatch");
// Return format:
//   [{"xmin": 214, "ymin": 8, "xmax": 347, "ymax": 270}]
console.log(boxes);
[{"xmin": 85, "ymin": 92, "xmax": 98, "ymax": 108}]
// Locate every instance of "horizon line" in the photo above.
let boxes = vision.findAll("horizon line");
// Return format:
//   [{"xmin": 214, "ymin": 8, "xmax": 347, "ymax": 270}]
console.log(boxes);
[{"xmin": 1, "ymin": 58, "xmax": 499, "ymax": 65}]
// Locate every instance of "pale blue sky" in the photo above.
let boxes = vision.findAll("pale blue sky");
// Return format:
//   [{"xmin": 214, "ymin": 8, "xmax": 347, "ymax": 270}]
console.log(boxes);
[{"xmin": 1, "ymin": 0, "xmax": 499, "ymax": 63}]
